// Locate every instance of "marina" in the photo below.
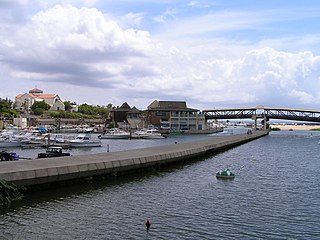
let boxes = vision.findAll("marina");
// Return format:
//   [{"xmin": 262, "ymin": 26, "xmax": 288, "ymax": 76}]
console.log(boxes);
[
  {"xmin": 0, "ymin": 127, "xmax": 209, "ymax": 150},
  {"xmin": 0, "ymin": 129, "xmax": 268, "ymax": 188},
  {"xmin": 0, "ymin": 127, "xmax": 223, "ymax": 157}
]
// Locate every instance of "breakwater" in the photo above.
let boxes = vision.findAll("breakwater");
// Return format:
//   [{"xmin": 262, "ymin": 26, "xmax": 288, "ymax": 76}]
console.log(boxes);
[{"xmin": 0, "ymin": 130, "xmax": 268, "ymax": 189}]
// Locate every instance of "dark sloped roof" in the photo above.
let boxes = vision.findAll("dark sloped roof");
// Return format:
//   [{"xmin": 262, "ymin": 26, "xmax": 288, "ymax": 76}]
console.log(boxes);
[
  {"xmin": 147, "ymin": 100, "xmax": 198, "ymax": 112},
  {"xmin": 111, "ymin": 102, "xmax": 131, "ymax": 112},
  {"xmin": 120, "ymin": 102, "xmax": 131, "ymax": 109},
  {"xmin": 127, "ymin": 106, "xmax": 141, "ymax": 113},
  {"xmin": 148, "ymin": 107, "xmax": 199, "ymax": 112},
  {"xmin": 158, "ymin": 101, "xmax": 186, "ymax": 109}
]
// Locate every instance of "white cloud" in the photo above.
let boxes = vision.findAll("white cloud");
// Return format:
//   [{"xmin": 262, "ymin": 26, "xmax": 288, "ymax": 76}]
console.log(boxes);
[
  {"xmin": 188, "ymin": 0, "xmax": 215, "ymax": 8},
  {"xmin": 157, "ymin": 10, "xmax": 271, "ymax": 39},
  {"xmin": 153, "ymin": 8, "xmax": 177, "ymax": 23},
  {"xmin": 0, "ymin": 5, "xmax": 159, "ymax": 89},
  {"xmin": 130, "ymin": 45, "xmax": 320, "ymax": 108},
  {"xmin": 1, "ymin": 3, "xmax": 320, "ymax": 110},
  {"xmin": 288, "ymin": 90, "xmax": 316, "ymax": 104},
  {"xmin": 117, "ymin": 12, "xmax": 145, "ymax": 28}
]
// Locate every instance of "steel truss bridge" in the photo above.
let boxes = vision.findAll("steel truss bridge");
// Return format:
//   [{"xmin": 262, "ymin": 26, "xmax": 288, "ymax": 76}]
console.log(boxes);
[{"xmin": 202, "ymin": 107, "xmax": 320, "ymax": 123}]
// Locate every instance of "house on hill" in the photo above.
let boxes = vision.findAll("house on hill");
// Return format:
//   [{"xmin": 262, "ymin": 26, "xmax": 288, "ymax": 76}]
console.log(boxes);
[{"xmin": 15, "ymin": 88, "xmax": 65, "ymax": 112}]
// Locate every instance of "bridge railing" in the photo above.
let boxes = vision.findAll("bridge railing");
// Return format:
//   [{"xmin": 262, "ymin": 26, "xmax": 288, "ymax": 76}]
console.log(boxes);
[{"xmin": 203, "ymin": 107, "xmax": 320, "ymax": 123}]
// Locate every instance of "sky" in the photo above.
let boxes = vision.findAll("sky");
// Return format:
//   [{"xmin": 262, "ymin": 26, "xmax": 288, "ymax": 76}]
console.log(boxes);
[{"xmin": 1, "ymin": 0, "xmax": 320, "ymax": 111}]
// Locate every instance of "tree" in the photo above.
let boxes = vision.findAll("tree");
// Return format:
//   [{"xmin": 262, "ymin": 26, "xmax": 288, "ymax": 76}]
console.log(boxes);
[
  {"xmin": 0, "ymin": 98, "xmax": 17, "ymax": 119},
  {"xmin": 78, "ymin": 103, "xmax": 97, "ymax": 115},
  {"xmin": 0, "ymin": 98, "xmax": 12, "ymax": 113},
  {"xmin": 30, "ymin": 101, "xmax": 50, "ymax": 115},
  {"xmin": 96, "ymin": 107, "xmax": 108, "ymax": 116},
  {"xmin": 64, "ymin": 101, "xmax": 72, "ymax": 111}
]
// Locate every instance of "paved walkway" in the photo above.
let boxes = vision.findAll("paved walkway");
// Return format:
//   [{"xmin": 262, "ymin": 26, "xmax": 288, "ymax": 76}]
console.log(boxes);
[{"xmin": 0, "ymin": 130, "xmax": 268, "ymax": 187}]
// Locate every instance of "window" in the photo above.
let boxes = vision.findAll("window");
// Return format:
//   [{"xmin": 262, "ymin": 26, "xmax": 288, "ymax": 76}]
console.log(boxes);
[{"xmin": 155, "ymin": 111, "xmax": 166, "ymax": 116}]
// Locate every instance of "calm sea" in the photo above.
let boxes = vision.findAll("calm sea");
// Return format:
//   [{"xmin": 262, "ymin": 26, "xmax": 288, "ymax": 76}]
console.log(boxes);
[{"xmin": 1, "ymin": 129, "xmax": 320, "ymax": 239}]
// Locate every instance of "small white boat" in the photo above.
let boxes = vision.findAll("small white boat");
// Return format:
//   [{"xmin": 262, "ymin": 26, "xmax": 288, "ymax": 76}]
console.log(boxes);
[
  {"xmin": 76, "ymin": 127, "xmax": 94, "ymax": 133},
  {"xmin": 134, "ymin": 129, "xmax": 165, "ymax": 139},
  {"xmin": 69, "ymin": 134, "xmax": 102, "ymax": 147},
  {"xmin": 16, "ymin": 130, "xmax": 44, "ymax": 143},
  {"xmin": 99, "ymin": 128, "xmax": 130, "ymax": 139},
  {"xmin": 49, "ymin": 134, "xmax": 66, "ymax": 143},
  {"xmin": 0, "ymin": 134, "xmax": 22, "ymax": 148}
]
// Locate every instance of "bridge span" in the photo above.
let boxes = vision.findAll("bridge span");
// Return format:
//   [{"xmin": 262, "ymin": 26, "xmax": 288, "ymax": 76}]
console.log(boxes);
[{"xmin": 203, "ymin": 107, "xmax": 320, "ymax": 125}]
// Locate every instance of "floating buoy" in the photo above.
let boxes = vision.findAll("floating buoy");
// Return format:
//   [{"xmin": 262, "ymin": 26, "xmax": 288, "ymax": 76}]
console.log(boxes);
[{"xmin": 216, "ymin": 168, "xmax": 235, "ymax": 179}]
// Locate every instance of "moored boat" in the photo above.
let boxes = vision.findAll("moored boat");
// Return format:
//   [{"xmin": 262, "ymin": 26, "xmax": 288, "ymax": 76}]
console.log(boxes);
[
  {"xmin": 0, "ymin": 135, "xmax": 22, "ymax": 148},
  {"xmin": 0, "ymin": 139, "xmax": 22, "ymax": 148},
  {"xmin": 69, "ymin": 134, "xmax": 102, "ymax": 147},
  {"xmin": 38, "ymin": 146, "xmax": 71, "ymax": 158},
  {"xmin": 99, "ymin": 128, "xmax": 130, "ymax": 139},
  {"xmin": 133, "ymin": 128, "xmax": 165, "ymax": 139}
]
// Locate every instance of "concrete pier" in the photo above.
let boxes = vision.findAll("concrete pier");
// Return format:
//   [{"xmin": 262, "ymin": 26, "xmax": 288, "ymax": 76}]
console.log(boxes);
[{"xmin": 0, "ymin": 131, "xmax": 268, "ymax": 188}]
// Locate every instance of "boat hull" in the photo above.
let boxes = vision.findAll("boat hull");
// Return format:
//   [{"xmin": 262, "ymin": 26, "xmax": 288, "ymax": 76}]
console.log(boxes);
[
  {"xmin": 99, "ymin": 134, "xmax": 130, "ymax": 139},
  {"xmin": 38, "ymin": 153, "xmax": 71, "ymax": 158},
  {"xmin": 216, "ymin": 174, "xmax": 235, "ymax": 179},
  {"xmin": 140, "ymin": 135, "xmax": 165, "ymax": 139},
  {"xmin": 0, "ymin": 141, "xmax": 21, "ymax": 148},
  {"xmin": 68, "ymin": 133, "xmax": 102, "ymax": 148}
]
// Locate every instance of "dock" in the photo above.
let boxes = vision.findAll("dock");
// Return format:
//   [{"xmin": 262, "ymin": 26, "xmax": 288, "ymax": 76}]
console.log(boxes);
[{"xmin": 0, "ymin": 130, "xmax": 268, "ymax": 188}]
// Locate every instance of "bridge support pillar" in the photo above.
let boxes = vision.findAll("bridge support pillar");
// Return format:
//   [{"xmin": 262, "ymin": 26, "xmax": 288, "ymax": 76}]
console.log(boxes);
[{"xmin": 263, "ymin": 115, "xmax": 267, "ymax": 130}]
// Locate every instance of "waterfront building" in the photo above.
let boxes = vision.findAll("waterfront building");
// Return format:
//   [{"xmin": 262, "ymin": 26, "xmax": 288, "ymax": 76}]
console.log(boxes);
[
  {"xmin": 126, "ymin": 107, "xmax": 142, "ymax": 129},
  {"xmin": 15, "ymin": 88, "xmax": 65, "ymax": 112},
  {"xmin": 146, "ymin": 100, "xmax": 206, "ymax": 130},
  {"xmin": 110, "ymin": 102, "xmax": 132, "ymax": 129},
  {"xmin": 110, "ymin": 103, "xmax": 144, "ymax": 129}
]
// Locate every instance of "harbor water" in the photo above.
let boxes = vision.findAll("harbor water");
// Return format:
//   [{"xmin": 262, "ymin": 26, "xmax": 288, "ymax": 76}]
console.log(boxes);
[{"xmin": 1, "ymin": 129, "xmax": 320, "ymax": 239}]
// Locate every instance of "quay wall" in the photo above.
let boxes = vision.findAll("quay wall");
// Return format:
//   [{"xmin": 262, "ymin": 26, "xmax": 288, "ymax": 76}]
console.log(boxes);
[{"xmin": 0, "ymin": 131, "xmax": 269, "ymax": 189}]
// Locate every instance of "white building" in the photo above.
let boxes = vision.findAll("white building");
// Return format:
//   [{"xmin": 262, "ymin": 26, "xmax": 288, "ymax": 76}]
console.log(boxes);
[{"xmin": 15, "ymin": 88, "xmax": 65, "ymax": 112}]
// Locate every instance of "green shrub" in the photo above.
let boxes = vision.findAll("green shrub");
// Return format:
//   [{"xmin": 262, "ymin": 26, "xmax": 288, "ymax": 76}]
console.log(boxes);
[{"xmin": 0, "ymin": 179, "xmax": 25, "ymax": 205}]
